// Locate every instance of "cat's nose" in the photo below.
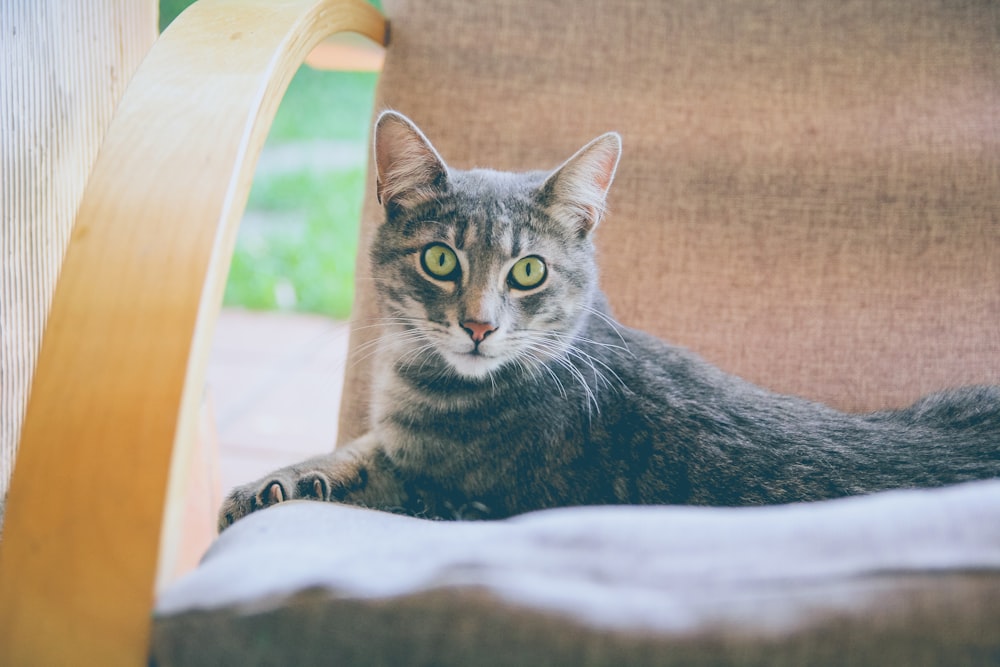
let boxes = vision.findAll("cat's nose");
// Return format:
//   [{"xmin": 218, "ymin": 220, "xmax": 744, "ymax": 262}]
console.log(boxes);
[{"xmin": 461, "ymin": 320, "xmax": 497, "ymax": 343}]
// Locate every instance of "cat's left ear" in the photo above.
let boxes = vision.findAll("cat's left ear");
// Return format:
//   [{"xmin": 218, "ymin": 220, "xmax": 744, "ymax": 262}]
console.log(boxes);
[{"xmin": 540, "ymin": 132, "xmax": 622, "ymax": 237}]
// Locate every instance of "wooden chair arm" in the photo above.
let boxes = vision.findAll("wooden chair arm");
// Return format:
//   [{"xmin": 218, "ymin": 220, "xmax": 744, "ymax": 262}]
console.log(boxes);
[{"xmin": 0, "ymin": 0, "xmax": 386, "ymax": 664}]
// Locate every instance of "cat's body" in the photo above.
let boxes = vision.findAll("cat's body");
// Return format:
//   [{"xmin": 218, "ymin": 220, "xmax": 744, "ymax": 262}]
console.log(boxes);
[
  {"xmin": 219, "ymin": 112, "xmax": 1000, "ymax": 528},
  {"xmin": 364, "ymin": 293, "xmax": 998, "ymax": 518}
]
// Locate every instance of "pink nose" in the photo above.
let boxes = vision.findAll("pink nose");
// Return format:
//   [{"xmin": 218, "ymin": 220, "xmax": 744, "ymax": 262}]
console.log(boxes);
[{"xmin": 461, "ymin": 320, "xmax": 497, "ymax": 343}]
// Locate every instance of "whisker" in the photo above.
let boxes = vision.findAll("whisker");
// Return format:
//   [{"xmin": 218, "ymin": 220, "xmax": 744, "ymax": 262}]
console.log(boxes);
[
  {"xmin": 349, "ymin": 316, "xmax": 436, "ymax": 335},
  {"xmin": 348, "ymin": 327, "xmax": 435, "ymax": 369},
  {"xmin": 528, "ymin": 339, "xmax": 599, "ymax": 414},
  {"xmin": 534, "ymin": 354, "xmax": 568, "ymax": 400},
  {"xmin": 563, "ymin": 343, "xmax": 627, "ymax": 393},
  {"xmin": 350, "ymin": 328, "xmax": 427, "ymax": 358},
  {"xmin": 580, "ymin": 304, "xmax": 632, "ymax": 354},
  {"xmin": 398, "ymin": 342, "xmax": 440, "ymax": 373},
  {"xmin": 341, "ymin": 305, "xmax": 627, "ymax": 417},
  {"xmin": 547, "ymin": 332, "xmax": 629, "ymax": 354},
  {"xmin": 520, "ymin": 347, "xmax": 568, "ymax": 401},
  {"xmin": 529, "ymin": 328, "xmax": 630, "ymax": 394}
]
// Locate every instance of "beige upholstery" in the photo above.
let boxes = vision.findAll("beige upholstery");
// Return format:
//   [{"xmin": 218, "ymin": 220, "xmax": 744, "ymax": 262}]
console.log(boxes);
[{"xmin": 340, "ymin": 0, "xmax": 1000, "ymax": 444}]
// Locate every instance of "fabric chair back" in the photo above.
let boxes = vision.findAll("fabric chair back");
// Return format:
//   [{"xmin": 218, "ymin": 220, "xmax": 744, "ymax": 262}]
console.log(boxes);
[{"xmin": 339, "ymin": 0, "xmax": 1000, "ymax": 443}]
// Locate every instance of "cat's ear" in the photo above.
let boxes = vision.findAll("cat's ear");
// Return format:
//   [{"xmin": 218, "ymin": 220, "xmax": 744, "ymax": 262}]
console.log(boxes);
[
  {"xmin": 540, "ymin": 132, "xmax": 622, "ymax": 237},
  {"xmin": 374, "ymin": 111, "xmax": 449, "ymax": 209}
]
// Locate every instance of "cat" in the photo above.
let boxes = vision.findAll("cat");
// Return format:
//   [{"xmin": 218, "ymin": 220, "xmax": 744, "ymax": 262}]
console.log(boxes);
[{"xmin": 219, "ymin": 110, "xmax": 1000, "ymax": 529}]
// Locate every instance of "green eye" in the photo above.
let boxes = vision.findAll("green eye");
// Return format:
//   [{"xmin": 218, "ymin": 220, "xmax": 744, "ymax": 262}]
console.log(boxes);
[
  {"xmin": 508, "ymin": 256, "xmax": 547, "ymax": 290},
  {"xmin": 421, "ymin": 243, "xmax": 459, "ymax": 280}
]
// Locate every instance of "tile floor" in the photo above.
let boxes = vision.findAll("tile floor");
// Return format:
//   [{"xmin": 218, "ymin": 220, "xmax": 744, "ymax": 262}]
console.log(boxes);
[
  {"xmin": 207, "ymin": 308, "xmax": 352, "ymax": 494},
  {"xmin": 166, "ymin": 308, "xmax": 352, "ymax": 583}
]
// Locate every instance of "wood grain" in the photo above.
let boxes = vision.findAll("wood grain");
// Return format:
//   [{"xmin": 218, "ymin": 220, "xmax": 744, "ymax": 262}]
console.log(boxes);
[{"xmin": 0, "ymin": 0, "xmax": 387, "ymax": 664}]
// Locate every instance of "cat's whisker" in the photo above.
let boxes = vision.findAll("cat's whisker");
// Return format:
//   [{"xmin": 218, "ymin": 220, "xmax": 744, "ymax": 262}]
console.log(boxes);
[
  {"xmin": 350, "ymin": 316, "xmax": 435, "ymax": 335},
  {"xmin": 558, "ymin": 359, "xmax": 599, "ymax": 416},
  {"xmin": 533, "ymin": 354, "xmax": 568, "ymax": 400},
  {"xmin": 516, "ymin": 328, "xmax": 627, "ymax": 370},
  {"xmin": 550, "ymin": 332, "xmax": 630, "ymax": 354},
  {"xmin": 528, "ymin": 339, "xmax": 600, "ymax": 414},
  {"xmin": 396, "ymin": 350, "xmax": 433, "ymax": 376},
  {"xmin": 511, "ymin": 347, "xmax": 565, "ymax": 398},
  {"xmin": 562, "ymin": 343, "xmax": 627, "ymax": 393},
  {"xmin": 530, "ymin": 329, "xmax": 629, "ymax": 394},
  {"xmin": 539, "ymin": 339, "xmax": 626, "ymax": 392},
  {"xmin": 580, "ymin": 304, "xmax": 632, "ymax": 354},
  {"xmin": 351, "ymin": 328, "xmax": 427, "ymax": 358},
  {"xmin": 352, "ymin": 330, "xmax": 415, "ymax": 356},
  {"xmin": 510, "ymin": 354, "xmax": 537, "ymax": 383},
  {"xmin": 346, "ymin": 326, "xmax": 428, "ymax": 362},
  {"xmin": 415, "ymin": 347, "xmax": 444, "ymax": 376},
  {"xmin": 564, "ymin": 347, "xmax": 609, "ymax": 391},
  {"xmin": 397, "ymin": 341, "xmax": 440, "ymax": 371},
  {"xmin": 349, "ymin": 328, "xmax": 436, "ymax": 369},
  {"xmin": 550, "ymin": 345, "xmax": 607, "ymax": 412}
]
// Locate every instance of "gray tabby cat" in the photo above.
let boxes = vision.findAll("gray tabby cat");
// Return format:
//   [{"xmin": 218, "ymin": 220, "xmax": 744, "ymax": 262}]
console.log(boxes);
[{"xmin": 219, "ymin": 111, "xmax": 1000, "ymax": 529}]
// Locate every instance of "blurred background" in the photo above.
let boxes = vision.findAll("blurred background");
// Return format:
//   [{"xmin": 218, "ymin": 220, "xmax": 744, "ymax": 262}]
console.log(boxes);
[
  {"xmin": 160, "ymin": 0, "xmax": 383, "ymax": 496},
  {"xmin": 162, "ymin": 0, "xmax": 380, "ymax": 320}
]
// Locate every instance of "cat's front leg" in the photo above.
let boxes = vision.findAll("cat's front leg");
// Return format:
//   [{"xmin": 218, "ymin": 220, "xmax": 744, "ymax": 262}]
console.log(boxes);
[{"xmin": 217, "ymin": 433, "xmax": 405, "ymax": 531}]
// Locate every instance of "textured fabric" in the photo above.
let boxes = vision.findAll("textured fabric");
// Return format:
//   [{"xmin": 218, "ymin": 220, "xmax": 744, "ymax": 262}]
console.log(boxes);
[
  {"xmin": 339, "ymin": 0, "xmax": 1000, "ymax": 443},
  {"xmin": 0, "ymin": 0, "xmax": 156, "ymax": 519},
  {"xmin": 152, "ymin": 481, "xmax": 1000, "ymax": 666}
]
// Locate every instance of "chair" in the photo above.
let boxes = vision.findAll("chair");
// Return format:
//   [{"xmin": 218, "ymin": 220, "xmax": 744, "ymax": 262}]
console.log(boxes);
[
  {"xmin": 3, "ymin": 0, "xmax": 999, "ymax": 664},
  {"xmin": 0, "ymin": 1, "xmax": 385, "ymax": 663}
]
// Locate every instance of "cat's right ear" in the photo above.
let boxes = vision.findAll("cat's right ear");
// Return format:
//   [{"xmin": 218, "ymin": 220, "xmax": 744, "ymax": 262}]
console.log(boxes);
[{"xmin": 374, "ymin": 111, "xmax": 449, "ymax": 209}]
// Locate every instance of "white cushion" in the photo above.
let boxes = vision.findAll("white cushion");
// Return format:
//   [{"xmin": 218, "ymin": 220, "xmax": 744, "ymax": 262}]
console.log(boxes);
[{"xmin": 153, "ymin": 480, "xmax": 1000, "ymax": 665}]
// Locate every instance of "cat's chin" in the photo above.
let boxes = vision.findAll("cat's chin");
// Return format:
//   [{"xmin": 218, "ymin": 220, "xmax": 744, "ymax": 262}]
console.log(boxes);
[{"xmin": 444, "ymin": 351, "xmax": 508, "ymax": 380}]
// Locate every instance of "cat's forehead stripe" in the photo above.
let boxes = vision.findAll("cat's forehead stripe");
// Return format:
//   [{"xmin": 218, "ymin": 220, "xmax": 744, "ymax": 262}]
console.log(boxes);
[{"xmin": 454, "ymin": 217, "xmax": 470, "ymax": 250}]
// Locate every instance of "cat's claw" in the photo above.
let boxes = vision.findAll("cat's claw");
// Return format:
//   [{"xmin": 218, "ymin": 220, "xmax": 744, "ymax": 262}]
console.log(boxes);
[
  {"xmin": 291, "ymin": 473, "xmax": 330, "ymax": 501},
  {"xmin": 217, "ymin": 475, "xmax": 293, "ymax": 532},
  {"xmin": 267, "ymin": 482, "xmax": 285, "ymax": 504},
  {"xmin": 218, "ymin": 470, "xmax": 339, "ymax": 532}
]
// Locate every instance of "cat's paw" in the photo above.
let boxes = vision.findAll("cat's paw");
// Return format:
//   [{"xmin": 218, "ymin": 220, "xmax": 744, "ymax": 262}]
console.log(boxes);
[{"xmin": 217, "ymin": 470, "xmax": 333, "ymax": 532}]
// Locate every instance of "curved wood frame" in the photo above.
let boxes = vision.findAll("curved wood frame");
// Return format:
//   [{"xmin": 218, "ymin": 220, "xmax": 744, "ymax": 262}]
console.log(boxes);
[{"xmin": 0, "ymin": 0, "xmax": 387, "ymax": 664}]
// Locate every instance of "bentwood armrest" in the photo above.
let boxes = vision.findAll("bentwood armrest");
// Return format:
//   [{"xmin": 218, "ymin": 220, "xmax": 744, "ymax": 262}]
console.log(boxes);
[{"xmin": 0, "ymin": 1, "xmax": 387, "ymax": 664}]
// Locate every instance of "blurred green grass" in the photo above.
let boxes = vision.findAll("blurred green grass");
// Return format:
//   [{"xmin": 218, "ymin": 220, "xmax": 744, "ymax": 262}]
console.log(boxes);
[
  {"xmin": 159, "ymin": 0, "xmax": 381, "ymax": 319},
  {"xmin": 230, "ymin": 167, "xmax": 366, "ymax": 318}
]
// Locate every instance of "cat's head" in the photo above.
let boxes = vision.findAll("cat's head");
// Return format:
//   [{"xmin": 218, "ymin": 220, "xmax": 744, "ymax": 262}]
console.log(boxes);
[{"xmin": 370, "ymin": 111, "xmax": 621, "ymax": 381}]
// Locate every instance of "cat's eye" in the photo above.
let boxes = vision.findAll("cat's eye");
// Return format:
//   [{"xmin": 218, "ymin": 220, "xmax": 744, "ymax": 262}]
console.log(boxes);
[
  {"xmin": 508, "ymin": 256, "xmax": 547, "ymax": 290},
  {"xmin": 421, "ymin": 243, "xmax": 460, "ymax": 280}
]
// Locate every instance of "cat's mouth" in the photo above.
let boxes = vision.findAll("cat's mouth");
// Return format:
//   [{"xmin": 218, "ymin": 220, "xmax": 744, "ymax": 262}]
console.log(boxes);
[{"xmin": 443, "ymin": 346, "xmax": 506, "ymax": 378}]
